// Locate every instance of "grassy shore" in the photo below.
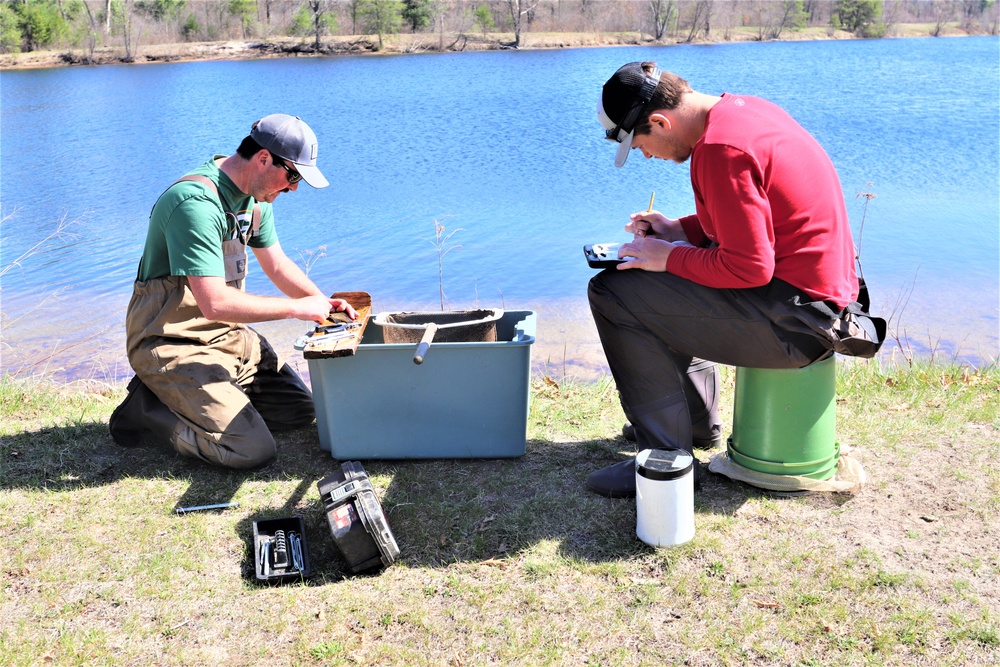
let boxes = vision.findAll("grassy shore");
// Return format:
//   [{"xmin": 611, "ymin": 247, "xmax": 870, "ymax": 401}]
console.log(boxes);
[
  {"xmin": 1, "ymin": 360, "xmax": 998, "ymax": 665},
  {"xmin": 0, "ymin": 23, "xmax": 981, "ymax": 70}
]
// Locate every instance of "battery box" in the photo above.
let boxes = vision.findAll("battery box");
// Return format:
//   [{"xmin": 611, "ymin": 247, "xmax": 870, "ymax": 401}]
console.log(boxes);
[{"xmin": 317, "ymin": 462, "xmax": 400, "ymax": 573}]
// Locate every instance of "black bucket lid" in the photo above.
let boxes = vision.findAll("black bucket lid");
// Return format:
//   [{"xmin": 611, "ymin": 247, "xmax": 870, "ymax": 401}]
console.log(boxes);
[{"xmin": 636, "ymin": 448, "xmax": 694, "ymax": 481}]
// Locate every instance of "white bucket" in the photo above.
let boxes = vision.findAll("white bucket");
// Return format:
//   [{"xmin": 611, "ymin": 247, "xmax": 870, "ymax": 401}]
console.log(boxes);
[{"xmin": 635, "ymin": 448, "xmax": 695, "ymax": 547}]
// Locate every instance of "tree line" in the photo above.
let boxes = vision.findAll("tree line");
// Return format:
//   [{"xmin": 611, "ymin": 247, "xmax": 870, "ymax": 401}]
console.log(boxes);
[{"xmin": 1, "ymin": 0, "xmax": 997, "ymax": 59}]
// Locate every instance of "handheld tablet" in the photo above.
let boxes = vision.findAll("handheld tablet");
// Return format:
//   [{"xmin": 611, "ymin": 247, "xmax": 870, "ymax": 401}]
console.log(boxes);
[{"xmin": 583, "ymin": 243, "xmax": 625, "ymax": 269}]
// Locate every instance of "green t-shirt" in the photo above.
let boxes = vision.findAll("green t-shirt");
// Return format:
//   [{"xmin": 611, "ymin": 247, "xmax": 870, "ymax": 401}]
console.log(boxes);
[{"xmin": 136, "ymin": 156, "xmax": 277, "ymax": 282}]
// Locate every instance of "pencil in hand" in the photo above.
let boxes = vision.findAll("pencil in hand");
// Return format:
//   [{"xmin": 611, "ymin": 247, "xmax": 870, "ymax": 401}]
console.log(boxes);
[{"xmin": 634, "ymin": 191, "xmax": 655, "ymax": 239}]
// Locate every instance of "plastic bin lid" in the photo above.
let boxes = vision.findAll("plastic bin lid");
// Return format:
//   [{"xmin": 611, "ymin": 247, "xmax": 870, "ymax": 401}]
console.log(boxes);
[{"xmin": 636, "ymin": 448, "xmax": 693, "ymax": 481}]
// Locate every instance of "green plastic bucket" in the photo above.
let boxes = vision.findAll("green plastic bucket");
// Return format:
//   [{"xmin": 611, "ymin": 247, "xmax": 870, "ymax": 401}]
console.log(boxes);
[{"xmin": 727, "ymin": 355, "xmax": 838, "ymax": 480}]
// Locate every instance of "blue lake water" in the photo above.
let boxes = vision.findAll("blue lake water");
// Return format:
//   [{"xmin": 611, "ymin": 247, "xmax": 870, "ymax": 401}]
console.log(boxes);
[{"xmin": 2, "ymin": 36, "xmax": 998, "ymax": 381}]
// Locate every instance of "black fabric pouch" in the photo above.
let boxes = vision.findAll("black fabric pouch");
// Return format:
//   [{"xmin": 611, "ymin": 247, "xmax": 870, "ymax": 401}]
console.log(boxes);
[{"xmin": 760, "ymin": 278, "xmax": 887, "ymax": 359}]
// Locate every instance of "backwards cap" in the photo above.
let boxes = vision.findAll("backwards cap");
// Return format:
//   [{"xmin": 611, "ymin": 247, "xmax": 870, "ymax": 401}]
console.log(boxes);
[{"xmin": 597, "ymin": 62, "xmax": 662, "ymax": 168}]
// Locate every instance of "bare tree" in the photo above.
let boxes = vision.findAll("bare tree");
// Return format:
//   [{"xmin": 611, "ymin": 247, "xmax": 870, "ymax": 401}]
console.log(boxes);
[
  {"xmin": 504, "ymin": 0, "xmax": 540, "ymax": 47},
  {"xmin": 683, "ymin": 0, "xmax": 712, "ymax": 42},
  {"xmin": 258, "ymin": 0, "xmax": 275, "ymax": 36},
  {"xmin": 110, "ymin": 0, "xmax": 141, "ymax": 61},
  {"xmin": 882, "ymin": 0, "xmax": 902, "ymax": 35},
  {"xmin": 713, "ymin": 0, "xmax": 740, "ymax": 40},
  {"xmin": 304, "ymin": 0, "xmax": 336, "ymax": 49},
  {"xmin": 80, "ymin": 0, "xmax": 102, "ymax": 61},
  {"xmin": 988, "ymin": 0, "xmax": 1000, "ymax": 35},
  {"xmin": 432, "ymin": 0, "xmax": 447, "ymax": 49},
  {"xmin": 649, "ymin": 0, "xmax": 676, "ymax": 39},
  {"xmin": 444, "ymin": 0, "xmax": 473, "ymax": 50},
  {"xmin": 930, "ymin": 0, "xmax": 955, "ymax": 35},
  {"xmin": 762, "ymin": 0, "xmax": 807, "ymax": 40}
]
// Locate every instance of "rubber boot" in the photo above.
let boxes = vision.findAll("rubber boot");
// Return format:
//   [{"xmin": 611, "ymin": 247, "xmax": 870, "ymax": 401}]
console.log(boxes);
[
  {"xmin": 109, "ymin": 376, "xmax": 181, "ymax": 448},
  {"xmin": 588, "ymin": 391, "xmax": 702, "ymax": 498},
  {"xmin": 621, "ymin": 359, "xmax": 721, "ymax": 449},
  {"xmin": 585, "ymin": 456, "xmax": 702, "ymax": 499},
  {"xmin": 585, "ymin": 459, "xmax": 638, "ymax": 498},
  {"xmin": 686, "ymin": 358, "xmax": 723, "ymax": 448}
]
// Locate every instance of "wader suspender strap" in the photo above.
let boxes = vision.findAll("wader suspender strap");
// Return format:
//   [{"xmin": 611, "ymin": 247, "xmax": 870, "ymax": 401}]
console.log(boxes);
[{"xmin": 171, "ymin": 174, "xmax": 262, "ymax": 240}]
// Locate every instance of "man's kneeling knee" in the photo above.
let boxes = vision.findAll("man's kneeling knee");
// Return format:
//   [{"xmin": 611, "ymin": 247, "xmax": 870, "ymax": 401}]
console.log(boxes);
[{"xmin": 170, "ymin": 408, "xmax": 278, "ymax": 470}]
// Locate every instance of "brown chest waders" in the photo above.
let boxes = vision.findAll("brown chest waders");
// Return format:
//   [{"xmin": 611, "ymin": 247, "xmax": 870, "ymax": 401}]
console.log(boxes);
[{"xmin": 123, "ymin": 175, "xmax": 314, "ymax": 469}]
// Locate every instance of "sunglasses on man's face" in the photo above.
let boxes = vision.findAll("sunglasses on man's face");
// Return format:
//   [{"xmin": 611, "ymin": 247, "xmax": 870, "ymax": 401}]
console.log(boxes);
[
  {"xmin": 605, "ymin": 99, "xmax": 646, "ymax": 144},
  {"xmin": 604, "ymin": 67, "xmax": 663, "ymax": 144},
  {"xmin": 270, "ymin": 154, "xmax": 302, "ymax": 185}
]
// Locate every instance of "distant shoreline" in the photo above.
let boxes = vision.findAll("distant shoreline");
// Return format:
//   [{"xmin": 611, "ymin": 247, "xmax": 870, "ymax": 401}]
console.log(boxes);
[{"xmin": 0, "ymin": 23, "xmax": 982, "ymax": 71}]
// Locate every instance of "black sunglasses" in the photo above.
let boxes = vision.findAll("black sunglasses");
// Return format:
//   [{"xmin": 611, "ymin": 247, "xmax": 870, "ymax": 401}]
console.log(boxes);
[
  {"xmin": 270, "ymin": 154, "xmax": 302, "ymax": 185},
  {"xmin": 605, "ymin": 100, "xmax": 647, "ymax": 144}
]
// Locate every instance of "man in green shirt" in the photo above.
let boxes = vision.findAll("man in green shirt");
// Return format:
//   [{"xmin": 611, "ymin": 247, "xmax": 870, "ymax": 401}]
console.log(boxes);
[{"xmin": 110, "ymin": 114, "xmax": 355, "ymax": 469}]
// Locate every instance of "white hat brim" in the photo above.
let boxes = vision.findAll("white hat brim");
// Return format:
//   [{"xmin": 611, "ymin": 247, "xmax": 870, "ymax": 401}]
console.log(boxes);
[
  {"xmin": 614, "ymin": 131, "xmax": 633, "ymax": 168},
  {"xmin": 293, "ymin": 162, "xmax": 329, "ymax": 189},
  {"xmin": 598, "ymin": 97, "xmax": 634, "ymax": 169}
]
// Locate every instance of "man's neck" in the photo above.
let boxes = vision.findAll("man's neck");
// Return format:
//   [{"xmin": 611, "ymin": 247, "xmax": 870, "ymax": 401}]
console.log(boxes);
[
  {"xmin": 218, "ymin": 155, "xmax": 252, "ymax": 195},
  {"xmin": 676, "ymin": 92, "xmax": 723, "ymax": 145}
]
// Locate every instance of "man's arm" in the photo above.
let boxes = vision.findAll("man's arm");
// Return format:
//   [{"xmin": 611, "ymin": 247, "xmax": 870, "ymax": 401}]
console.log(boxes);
[
  {"xmin": 187, "ymin": 274, "xmax": 335, "ymax": 324},
  {"xmin": 664, "ymin": 145, "xmax": 776, "ymax": 288},
  {"xmin": 253, "ymin": 242, "xmax": 357, "ymax": 318},
  {"xmin": 253, "ymin": 241, "xmax": 324, "ymax": 299}
]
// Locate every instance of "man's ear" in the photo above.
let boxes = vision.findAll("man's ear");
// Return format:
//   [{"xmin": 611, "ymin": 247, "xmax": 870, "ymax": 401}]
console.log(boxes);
[{"xmin": 647, "ymin": 112, "xmax": 673, "ymax": 131}]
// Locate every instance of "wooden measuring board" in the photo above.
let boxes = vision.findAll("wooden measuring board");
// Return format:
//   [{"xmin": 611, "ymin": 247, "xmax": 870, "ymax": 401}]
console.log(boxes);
[{"xmin": 301, "ymin": 291, "xmax": 372, "ymax": 359}]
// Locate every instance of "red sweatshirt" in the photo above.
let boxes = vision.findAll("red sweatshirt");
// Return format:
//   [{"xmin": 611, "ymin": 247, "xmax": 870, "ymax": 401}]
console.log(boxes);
[{"xmin": 665, "ymin": 93, "xmax": 859, "ymax": 309}]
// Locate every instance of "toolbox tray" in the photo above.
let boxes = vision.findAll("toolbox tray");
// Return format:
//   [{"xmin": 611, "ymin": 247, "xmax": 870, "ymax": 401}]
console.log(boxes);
[
  {"xmin": 317, "ymin": 462, "xmax": 399, "ymax": 573},
  {"xmin": 253, "ymin": 516, "xmax": 311, "ymax": 583}
]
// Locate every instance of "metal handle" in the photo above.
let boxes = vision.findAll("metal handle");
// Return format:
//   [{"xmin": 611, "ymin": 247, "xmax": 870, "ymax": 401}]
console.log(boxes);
[{"xmin": 413, "ymin": 323, "xmax": 438, "ymax": 365}]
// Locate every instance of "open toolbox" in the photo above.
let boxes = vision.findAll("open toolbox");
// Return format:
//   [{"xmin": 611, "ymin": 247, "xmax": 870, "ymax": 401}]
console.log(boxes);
[
  {"xmin": 317, "ymin": 461, "xmax": 399, "ymax": 574},
  {"xmin": 253, "ymin": 516, "xmax": 311, "ymax": 583}
]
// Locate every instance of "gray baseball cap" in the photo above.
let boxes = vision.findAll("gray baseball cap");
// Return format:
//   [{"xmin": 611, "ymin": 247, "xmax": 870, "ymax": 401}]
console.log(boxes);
[{"xmin": 250, "ymin": 114, "xmax": 329, "ymax": 188}]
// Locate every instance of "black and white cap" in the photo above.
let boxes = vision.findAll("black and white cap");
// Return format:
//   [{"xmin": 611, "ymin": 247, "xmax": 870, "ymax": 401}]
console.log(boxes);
[{"xmin": 597, "ymin": 62, "xmax": 662, "ymax": 168}]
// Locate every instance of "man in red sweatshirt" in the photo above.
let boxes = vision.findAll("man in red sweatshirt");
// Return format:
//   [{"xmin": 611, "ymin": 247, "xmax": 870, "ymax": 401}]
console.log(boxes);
[{"xmin": 587, "ymin": 61, "xmax": 883, "ymax": 498}]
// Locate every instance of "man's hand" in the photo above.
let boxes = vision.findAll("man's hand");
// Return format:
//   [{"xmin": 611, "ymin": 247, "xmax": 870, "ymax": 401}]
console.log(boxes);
[
  {"xmin": 188, "ymin": 276, "xmax": 356, "ymax": 325},
  {"xmin": 329, "ymin": 298, "xmax": 358, "ymax": 321},
  {"xmin": 289, "ymin": 295, "xmax": 338, "ymax": 323},
  {"xmin": 616, "ymin": 236, "xmax": 676, "ymax": 272},
  {"xmin": 627, "ymin": 210, "xmax": 690, "ymax": 243},
  {"xmin": 291, "ymin": 296, "xmax": 359, "ymax": 324}
]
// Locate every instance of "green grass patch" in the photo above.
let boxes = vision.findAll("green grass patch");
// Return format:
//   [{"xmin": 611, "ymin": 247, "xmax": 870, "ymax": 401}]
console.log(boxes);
[{"xmin": 1, "ymin": 363, "xmax": 999, "ymax": 665}]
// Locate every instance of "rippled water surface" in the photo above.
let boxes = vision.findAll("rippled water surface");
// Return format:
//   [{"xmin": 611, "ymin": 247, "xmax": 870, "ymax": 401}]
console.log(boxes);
[{"xmin": 2, "ymin": 36, "xmax": 997, "ymax": 380}]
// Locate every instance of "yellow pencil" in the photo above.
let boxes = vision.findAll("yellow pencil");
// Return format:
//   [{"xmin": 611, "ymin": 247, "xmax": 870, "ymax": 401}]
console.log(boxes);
[{"xmin": 635, "ymin": 191, "xmax": 655, "ymax": 239}]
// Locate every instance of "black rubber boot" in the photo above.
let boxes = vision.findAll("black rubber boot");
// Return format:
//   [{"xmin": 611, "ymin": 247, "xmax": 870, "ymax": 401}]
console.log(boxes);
[
  {"xmin": 585, "ymin": 459, "xmax": 638, "ymax": 498},
  {"xmin": 585, "ymin": 456, "xmax": 702, "ymax": 499},
  {"xmin": 622, "ymin": 422, "xmax": 637, "ymax": 442},
  {"xmin": 685, "ymin": 358, "xmax": 723, "ymax": 448},
  {"xmin": 623, "ymin": 420, "xmax": 722, "ymax": 449},
  {"xmin": 109, "ymin": 377, "xmax": 178, "ymax": 448}
]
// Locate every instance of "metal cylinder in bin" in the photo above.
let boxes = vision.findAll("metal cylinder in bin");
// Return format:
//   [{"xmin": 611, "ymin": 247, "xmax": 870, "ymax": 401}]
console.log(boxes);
[{"xmin": 727, "ymin": 355, "xmax": 838, "ymax": 480}]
